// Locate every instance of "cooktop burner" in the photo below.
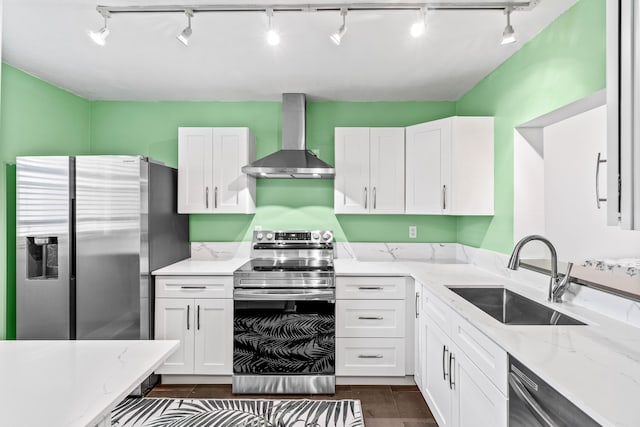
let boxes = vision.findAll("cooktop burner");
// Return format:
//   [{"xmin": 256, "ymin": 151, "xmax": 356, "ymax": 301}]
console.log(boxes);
[{"xmin": 237, "ymin": 259, "xmax": 334, "ymax": 273}]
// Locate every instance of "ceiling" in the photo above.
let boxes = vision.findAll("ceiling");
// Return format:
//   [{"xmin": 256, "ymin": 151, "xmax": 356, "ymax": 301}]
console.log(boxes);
[{"xmin": 3, "ymin": 0, "xmax": 577, "ymax": 101}]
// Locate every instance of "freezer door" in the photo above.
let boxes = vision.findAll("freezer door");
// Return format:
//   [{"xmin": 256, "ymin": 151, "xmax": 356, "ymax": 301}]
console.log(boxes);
[
  {"xmin": 16, "ymin": 156, "xmax": 72, "ymax": 339},
  {"xmin": 75, "ymin": 156, "xmax": 146, "ymax": 340}
]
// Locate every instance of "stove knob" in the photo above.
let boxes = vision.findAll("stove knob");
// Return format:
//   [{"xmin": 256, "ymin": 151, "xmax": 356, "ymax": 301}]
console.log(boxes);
[
  {"xmin": 322, "ymin": 231, "xmax": 333, "ymax": 242},
  {"xmin": 312, "ymin": 232, "xmax": 320, "ymax": 240},
  {"xmin": 266, "ymin": 233, "xmax": 274, "ymax": 240},
  {"xmin": 256, "ymin": 233, "xmax": 264, "ymax": 240}
]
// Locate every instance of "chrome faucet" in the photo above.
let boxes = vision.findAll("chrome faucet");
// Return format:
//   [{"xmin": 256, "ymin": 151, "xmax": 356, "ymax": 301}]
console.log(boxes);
[{"xmin": 507, "ymin": 235, "xmax": 573, "ymax": 302}]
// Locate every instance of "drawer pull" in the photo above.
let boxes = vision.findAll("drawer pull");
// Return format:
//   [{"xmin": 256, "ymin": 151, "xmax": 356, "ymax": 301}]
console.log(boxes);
[
  {"xmin": 180, "ymin": 286, "xmax": 207, "ymax": 289},
  {"xmin": 358, "ymin": 286, "xmax": 384, "ymax": 290},
  {"xmin": 358, "ymin": 316, "xmax": 383, "ymax": 320},
  {"xmin": 358, "ymin": 354, "xmax": 384, "ymax": 359}
]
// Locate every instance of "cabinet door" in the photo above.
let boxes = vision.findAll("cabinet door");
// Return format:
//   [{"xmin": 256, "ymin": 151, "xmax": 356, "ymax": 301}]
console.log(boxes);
[
  {"xmin": 155, "ymin": 299, "xmax": 195, "ymax": 375},
  {"xmin": 370, "ymin": 128, "xmax": 405, "ymax": 214},
  {"xmin": 178, "ymin": 128, "xmax": 214, "ymax": 213},
  {"xmin": 451, "ymin": 347, "xmax": 507, "ymax": 427},
  {"xmin": 423, "ymin": 318, "xmax": 452, "ymax": 427},
  {"xmin": 194, "ymin": 299, "xmax": 233, "ymax": 375},
  {"xmin": 449, "ymin": 117, "xmax": 494, "ymax": 215},
  {"xmin": 414, "ymin": 283, "xmax": 423, "ymax": 392},
  {"xmin": 212, "ymin": 128, "xmax": 256, "ymax": 214},
  {"xmin": 334, "ymin": 128, "xmax": 370, "ymax": 214},
  {"xmin": 405, "ymin": 120, "xmax": 449, "ymax": 214}
]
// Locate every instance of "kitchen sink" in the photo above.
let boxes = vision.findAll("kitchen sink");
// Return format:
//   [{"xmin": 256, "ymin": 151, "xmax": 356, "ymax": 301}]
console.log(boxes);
[{"xmin": 447, "ymin": 286, "xmax": 586, "ymax": 326}]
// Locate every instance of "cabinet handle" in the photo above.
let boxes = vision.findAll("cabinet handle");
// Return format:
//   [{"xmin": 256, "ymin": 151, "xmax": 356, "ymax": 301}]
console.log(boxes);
[
  {"xmin": 180, "ymin": 286, "xmax": 206, "ymax": 289},
  {"xmin": 358, "ymin": 316, "xmax": 383, "ymax": 320},
  {"xmin": 415, "ymin": 292, "xmax": 420, "ymax": 318},
  {"xmin": 596, "ymin": 152, "xmax": 607, "ymax": 209},
  {"xmin": 358, "ymin": 286, "xmax": 383, "ymax": 291},
  {"xmin": 358, "ymin": 354, "xmax": 383, "ymax": 359},
  {"xmin": 186, "ymin": 305, "xmax": 190, "ymax": 331},
  {"xmin": 205, "ymin": 187, "xmax": 209, "ymax": 209},
  {"xmin": 197, "ymin": 305, "xmax": 201, "ymax": 330},
  {"xmin": 442, "ymin": 185, "xmax": 447, "ymax": 211},
  {"xmin": 373, "ymin": 187, "xmax": 377, "ymax": 209},
  {"xmin": 449, "ymin": 352, "xmax": 455, "ymax": 390},
  {"xmin": 214, "ymin": 186, "xmax": 218, "ymax": 208},
  {"xmin": 364, "ymin": 187, "xmax": 368, "ymax": 209},
  {"xmin": 442, "ymin": 345, "xmax": 449, "ymax": 381}
]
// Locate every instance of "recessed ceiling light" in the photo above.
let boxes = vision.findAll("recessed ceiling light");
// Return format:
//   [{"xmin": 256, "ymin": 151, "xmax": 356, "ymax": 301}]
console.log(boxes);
[
  {"xmin": 88, "ymin": 11, "xmax": 111, "ymax": 46},
  {"xmin": 266, "ymin": 8, "xmax": 280, "ymax": 46},
  {"xmin": 330, "ymin": 8, "xmax": 348, "ymax": 46},
  {"xmin": 410, "ymin": 8, "xmax": 426, "ymax": 38},
  {"xmin": 501, "ymin": 7, "xmax": 516, "ymax": 45},
  {"xmin": 177, "ymin": 10, "xmax": 194, "ymax": 46}
]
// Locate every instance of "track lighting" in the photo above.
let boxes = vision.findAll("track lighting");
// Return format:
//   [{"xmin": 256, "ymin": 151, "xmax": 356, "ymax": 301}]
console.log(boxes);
[
  {"xmin": 410, "ymin": 8, "xmax": 427, "ymax": 38},
  {"xmin": 330, "ymin": 8, "xmax": 348, "ymax": 46},
  {"xmin": 501, "ymin": 7, "xmax": 516, "ymax": 45},
  {"xmin": 89, "ymin": 10, "xmax": 111, "ymax": 46},
  {"xmin": 266, "ymin": 8, "xmax": 280, "ymax": 46},
  {"xmin": 177, "ymin": 10, "xmax": 194, "ymax": 46}
]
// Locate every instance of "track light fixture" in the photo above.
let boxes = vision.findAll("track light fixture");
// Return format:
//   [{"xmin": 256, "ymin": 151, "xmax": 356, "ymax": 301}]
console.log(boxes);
[
  {"xmin": 91, "ymin": 2, "xmax": 536, "ymax": 48},
  {"xmin": 89, "ymin": 10, "xmax": 111, "ymax": 46},
  {"xmin": 410, "ymin": 8, "xmax": 427, "ymax": 38},
  {"xmin": 266, "ymin": 8, "xmax": 281, "ymax": 46},
  {"xmin": 177, "ymin": 9, "xmax": 194, "ymax": 46},
  {"xmin": 501, "ymin": 7, "xmax": 516, "ymax": 45},
  {"xmin": 330, "ymin": 8, "xmax": 348, "ymax": 46}
]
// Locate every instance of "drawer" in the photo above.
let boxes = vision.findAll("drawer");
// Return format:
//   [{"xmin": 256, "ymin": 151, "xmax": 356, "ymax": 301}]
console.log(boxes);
[
  {"xmin": 155, "ymin": 276, "xmax": 233, "ymax": 299},
  {"xmin": 451, "ymin": 313, "xmax": 508, "ymax": 394},
  {"xmin": 336, "ymin": 300, "xmax": 405, "ymax": 338},
  {"xmin": 336, "ymin": 337, "xmax": 405, "ymax": 376},
  {"xmin": 421, "ymin": 285, "xmax": 454, "ymax": 336},
  {"xmin": 336, "ymin": 276, "xmax": 407, "ymax": 300}
]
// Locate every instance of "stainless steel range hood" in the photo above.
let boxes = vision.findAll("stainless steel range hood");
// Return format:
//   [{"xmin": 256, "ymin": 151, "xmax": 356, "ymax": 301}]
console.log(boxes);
[{"xmin": 242, "ymin": 93, "xmax": 335, "ymax": 179}]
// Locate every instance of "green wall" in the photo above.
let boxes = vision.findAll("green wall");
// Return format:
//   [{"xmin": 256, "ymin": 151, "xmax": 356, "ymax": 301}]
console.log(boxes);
[
  {"xmin": 455, "ymin": 0, "xmax": 606, "ymax": 253},
  {"xmin": 90, "ymin": 100, "xmax": 458, "ymax": 242},
  {"xmin": 1, "ymin": 64, "xmax": 92, "ymax": 339},
  {"xmin": 2, "ymin": 0, "xmax": 607, "ymax": 338}
]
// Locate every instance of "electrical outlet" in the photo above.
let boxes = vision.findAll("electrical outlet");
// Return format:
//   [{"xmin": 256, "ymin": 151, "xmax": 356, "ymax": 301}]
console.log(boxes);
[{"xmin": 409, "ymin": 226, "xmax": 417, "ymax": 239}]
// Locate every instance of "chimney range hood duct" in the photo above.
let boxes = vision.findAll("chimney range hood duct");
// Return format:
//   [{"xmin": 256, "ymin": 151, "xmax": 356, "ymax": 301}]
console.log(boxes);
[{"xmin": 242, "ymin": 93, "xmax": 335, "ymax": 179}]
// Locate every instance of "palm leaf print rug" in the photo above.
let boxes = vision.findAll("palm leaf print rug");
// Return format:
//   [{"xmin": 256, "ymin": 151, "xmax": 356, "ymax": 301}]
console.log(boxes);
[{"xmin": 111, "ymin": 398, "xmax": 364, "ymax": 427}]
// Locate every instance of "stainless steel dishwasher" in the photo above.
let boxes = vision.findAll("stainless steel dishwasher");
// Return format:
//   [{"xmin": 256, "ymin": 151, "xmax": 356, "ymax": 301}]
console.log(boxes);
[{"xmin": 509, "ymin": 356, "xmax": 601, "ymax": 427}]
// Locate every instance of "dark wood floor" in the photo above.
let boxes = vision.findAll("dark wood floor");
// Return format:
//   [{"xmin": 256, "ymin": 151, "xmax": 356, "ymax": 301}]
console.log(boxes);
[{"xmin": 147, "ymin": 384, "xmax": 438, "ymax": 427}]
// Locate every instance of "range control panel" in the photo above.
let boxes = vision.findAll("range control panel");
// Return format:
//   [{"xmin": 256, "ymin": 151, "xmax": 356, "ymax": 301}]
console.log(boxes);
[{"xmin": 253, "ymin": 230, "xmax": 334, "ymax": 243}]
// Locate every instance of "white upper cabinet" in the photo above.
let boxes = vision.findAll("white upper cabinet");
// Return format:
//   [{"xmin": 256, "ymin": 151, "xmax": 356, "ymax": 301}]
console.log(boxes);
[
  {"xmin": 406, "ymin": 117, "xmax": 494, "ymax": 216},
  {"xmin": 370, "ymin": 128, "xmax": 406, "ymax": 214},
  {"xmin": 334, "ymin": 127, "xmax": 405, "ymax": 214},
  {"xmin": 178, "ymin": 127, "xmax": 256, "ymax": 214},
  {"xmin": 607, "ymin": 0, "xmax": 640, "ymax": 229}
]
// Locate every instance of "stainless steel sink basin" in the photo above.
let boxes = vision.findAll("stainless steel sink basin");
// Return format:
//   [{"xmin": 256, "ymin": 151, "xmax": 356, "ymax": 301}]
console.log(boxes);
[{"xmin": 447, "ymin": 287, "xmax": 586, "ymax": 326}]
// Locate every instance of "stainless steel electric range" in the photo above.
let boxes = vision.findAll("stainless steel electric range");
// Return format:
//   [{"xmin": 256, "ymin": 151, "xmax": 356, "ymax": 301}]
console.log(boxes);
[{"xmin": 232, "ymin": 230, "xmax": 336, "ymax": 395}]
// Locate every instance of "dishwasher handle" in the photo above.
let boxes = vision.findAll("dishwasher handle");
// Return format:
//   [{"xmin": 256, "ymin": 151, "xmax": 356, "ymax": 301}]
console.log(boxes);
[{"xmin": 509, "ymin": 372, "xmax": 559, "ymax": 427}]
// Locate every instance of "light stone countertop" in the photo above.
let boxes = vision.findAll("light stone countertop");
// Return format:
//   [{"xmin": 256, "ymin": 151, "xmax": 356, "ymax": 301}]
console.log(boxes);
[
  {"xmin": 0, "ymin": 340, "xmax": 178, "ymax": 427},
  {"xmin": 153, "ymin": 257, "xmax": 640, "ymax": 427}
]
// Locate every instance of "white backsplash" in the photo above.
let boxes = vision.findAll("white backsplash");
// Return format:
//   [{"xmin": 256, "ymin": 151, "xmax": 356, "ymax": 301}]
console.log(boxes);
[
  {"xmin": 191, "ymin": 242, "xmax": 251, "ymax": 260},
  {"xmin": 190, "ymin": 240, "xmax": 640, "ymax": 328}
]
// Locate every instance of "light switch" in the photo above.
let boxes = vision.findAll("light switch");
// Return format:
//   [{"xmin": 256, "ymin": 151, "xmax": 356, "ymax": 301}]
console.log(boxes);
[{"xmin": 409, "ymin": 226, "xmax": 417, "ymax": 239}]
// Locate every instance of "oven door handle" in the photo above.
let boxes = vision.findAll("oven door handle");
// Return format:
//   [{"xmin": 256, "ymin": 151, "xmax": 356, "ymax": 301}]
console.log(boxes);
[
  {"xmin": 509, "ymin": 373, "xmax": 559, "ymax": 427},
  {"xmin": 234, "ymin": 288, "xmax": 336, "ymax": 301}
]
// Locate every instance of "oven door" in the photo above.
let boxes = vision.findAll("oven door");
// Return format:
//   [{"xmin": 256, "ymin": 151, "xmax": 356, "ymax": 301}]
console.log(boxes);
[{"xmin": 233, "ymin": 288, "xmax": 335, "ymax": 378}]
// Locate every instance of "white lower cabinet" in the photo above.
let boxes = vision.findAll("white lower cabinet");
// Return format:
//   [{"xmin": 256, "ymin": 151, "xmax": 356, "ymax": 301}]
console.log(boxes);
[
  {"xmin": 155, "ymin": 298, "xmax": 195, "ymax": 375},
  {"xmin": 155, "ymin": 276, "xmax": 233, "ymax": 376},
  {"xmin": 336, "ymin": 337, "xmax": 405, "ymax": 376},
  {"xmin": 418, "ymin": 284, "xmax": 507, "ymax": 427},
  {"xmin": 414, "ymin": 282, "xmax": 423, "ymax": 391},
  {"xmin": 336, "ymin": 275, "xmax": 409, "ymax": 376}
]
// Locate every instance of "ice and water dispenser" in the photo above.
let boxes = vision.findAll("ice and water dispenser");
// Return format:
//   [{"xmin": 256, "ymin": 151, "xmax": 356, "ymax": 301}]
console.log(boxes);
[{"xmin": 26, "ymin": 237, "xmax": 59, "ymax": 279}]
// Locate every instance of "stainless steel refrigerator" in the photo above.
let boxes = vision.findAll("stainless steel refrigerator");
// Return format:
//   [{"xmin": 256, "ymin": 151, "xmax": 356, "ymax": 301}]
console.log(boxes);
[{"xmin": 16, "ymin": 156, "xmax": 190, "ymax": 342}]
